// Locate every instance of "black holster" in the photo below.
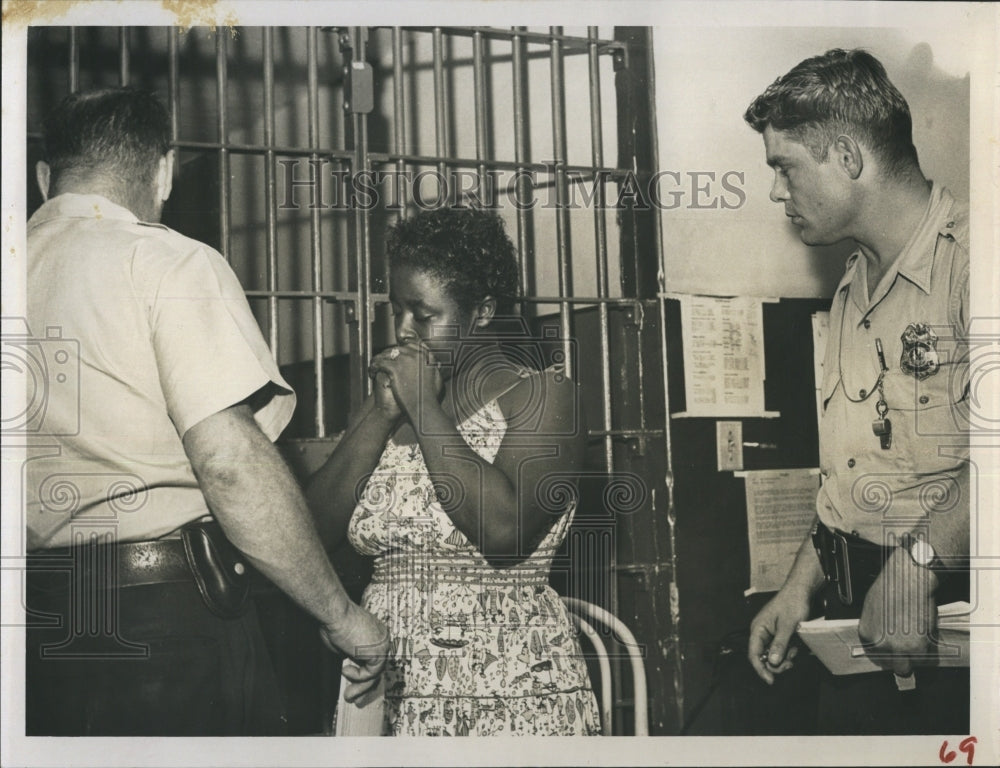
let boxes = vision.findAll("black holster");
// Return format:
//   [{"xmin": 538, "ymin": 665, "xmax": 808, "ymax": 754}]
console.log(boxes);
[
  {"xmin": 180, "ymin": 519, "xmax": 252, "ymax": 619},
  {"xmin": 811, "ymin": 522, "xmax": 888, "ymax": 619}
]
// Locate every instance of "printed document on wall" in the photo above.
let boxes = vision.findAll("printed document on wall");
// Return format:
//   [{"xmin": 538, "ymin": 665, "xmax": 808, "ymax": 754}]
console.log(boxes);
[
  {"xmin": 678, "ymin": 294, "xmax": 773, "ymax": 417},
  {"xmin": 739, "ymin": 468, "xmax": 820, "ymax": 595},
  {"xmin": 811, "ymin": 311, "xmax": 830, "ymax": 436}
]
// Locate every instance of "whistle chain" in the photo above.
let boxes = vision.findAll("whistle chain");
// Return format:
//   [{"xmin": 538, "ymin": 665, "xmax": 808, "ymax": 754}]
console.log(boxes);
[{"xmin": 872, "ymin": 339, "xmax": 892, "ymax": 450}]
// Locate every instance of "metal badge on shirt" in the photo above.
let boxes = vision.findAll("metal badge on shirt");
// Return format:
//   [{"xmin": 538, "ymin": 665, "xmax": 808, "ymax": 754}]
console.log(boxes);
[{"xmin": 899, "ymin": 322, "xmax": 940, "ymax": 380}]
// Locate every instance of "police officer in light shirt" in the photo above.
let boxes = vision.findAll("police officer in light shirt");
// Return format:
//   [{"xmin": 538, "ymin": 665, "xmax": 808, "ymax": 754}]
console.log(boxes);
[{"xmin": 743, "ymin": 49, "xmax": 970, "ymax": 735}]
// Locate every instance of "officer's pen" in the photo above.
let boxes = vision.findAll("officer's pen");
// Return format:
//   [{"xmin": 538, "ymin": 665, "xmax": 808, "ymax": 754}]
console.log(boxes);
[{"xmin": 875, "ymin": 338, "xmax": 888, "ymax": 373}]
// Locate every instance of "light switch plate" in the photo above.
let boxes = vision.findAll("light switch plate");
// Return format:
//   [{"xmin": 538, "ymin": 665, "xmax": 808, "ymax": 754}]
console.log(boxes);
[{"xmin": 716, "ymin": 420, "xmax": 744, "ymax": 471}]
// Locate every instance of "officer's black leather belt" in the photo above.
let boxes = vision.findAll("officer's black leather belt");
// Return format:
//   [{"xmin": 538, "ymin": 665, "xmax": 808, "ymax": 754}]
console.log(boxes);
[{"xmin": 27, "ymin": 538, "xmax": 192, "ymax": 590}]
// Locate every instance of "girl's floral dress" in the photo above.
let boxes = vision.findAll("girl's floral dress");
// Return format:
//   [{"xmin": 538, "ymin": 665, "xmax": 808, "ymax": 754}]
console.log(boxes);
[{"xmin": 347, "ymin": 387, "xmax": 601, "ymax": 736}]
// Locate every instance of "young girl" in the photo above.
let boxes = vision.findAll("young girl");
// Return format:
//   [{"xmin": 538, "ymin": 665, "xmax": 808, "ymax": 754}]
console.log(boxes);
[{"xmin": 308, "ymin": 207, "xmax": 600, "ymax": 736}]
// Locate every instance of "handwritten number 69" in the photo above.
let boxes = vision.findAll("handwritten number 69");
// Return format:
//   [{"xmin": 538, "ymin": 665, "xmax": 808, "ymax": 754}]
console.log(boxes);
[{"xmin": 939, "ymin": 737, "xmax": 977, "ymax": 765}]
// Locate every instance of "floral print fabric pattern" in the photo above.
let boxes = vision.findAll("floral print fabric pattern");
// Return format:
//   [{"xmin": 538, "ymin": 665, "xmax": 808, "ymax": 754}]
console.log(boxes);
[{"xmin": 347, "ymin": 394, "xmax": 601, "ymax": 736}]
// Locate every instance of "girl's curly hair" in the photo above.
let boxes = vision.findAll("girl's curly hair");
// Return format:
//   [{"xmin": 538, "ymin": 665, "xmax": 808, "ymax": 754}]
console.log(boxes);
[{"xmin": 386, "ymin": 207, "xmax": 521, "ymax": 317}]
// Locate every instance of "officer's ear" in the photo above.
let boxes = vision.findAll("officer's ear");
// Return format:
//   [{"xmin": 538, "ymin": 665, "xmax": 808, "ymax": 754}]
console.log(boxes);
[
  {"xmin": 833, "ymin": 135, "xmax": 863, "ymax": 180},
  {"xmin": 155, "ymin": 151, "xmax": 175, "ymax": 203},
  {"xmin": 35, "ymin": 161, "xmax": 51, "ymax": 201}
]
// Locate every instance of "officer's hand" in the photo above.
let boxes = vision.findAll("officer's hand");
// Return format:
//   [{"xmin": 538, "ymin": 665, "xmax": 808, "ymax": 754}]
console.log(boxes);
[
  {"xmin": 319, "ymin": 602, "xmax": 391, "ymax": 703},
  {"xmin": 859, "ymin": 547, "xmax": 938, "ymax": 676},
  {"xmin": 748, "ymin": 587, "xmax": 809, "ymax": 684}
]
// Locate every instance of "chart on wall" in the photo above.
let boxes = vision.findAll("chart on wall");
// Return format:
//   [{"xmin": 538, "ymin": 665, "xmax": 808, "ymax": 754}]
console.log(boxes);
[{"xmin": 674, "ymin": 294, "xmax": 778, "ymax": 418}]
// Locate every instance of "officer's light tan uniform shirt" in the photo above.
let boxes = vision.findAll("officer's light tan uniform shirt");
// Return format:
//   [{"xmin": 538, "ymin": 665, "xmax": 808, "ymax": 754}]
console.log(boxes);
[
  {"xmin": 25, "ymin": 194, "xmax": 295, "ymax": 549},
  {"xmin": 817, "ymin": 183, "xmax": 969, "ymax": 545}
]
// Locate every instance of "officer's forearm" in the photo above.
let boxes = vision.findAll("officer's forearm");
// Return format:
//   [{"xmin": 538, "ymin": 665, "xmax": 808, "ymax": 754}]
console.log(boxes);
[
  {"xmin": 918, "ymin": 465, "xmax": 970, "ymax": 560},
  {"xmin": 781, "ymin": 522, "xmax": 826, "ymax": 598},
  {"xmin": 907, "ymin": 466, "xmax": 969, "ymax": 595},
  {"xmin": 183, "ymin": 404, "xmax": 353, "ymax": 628}
]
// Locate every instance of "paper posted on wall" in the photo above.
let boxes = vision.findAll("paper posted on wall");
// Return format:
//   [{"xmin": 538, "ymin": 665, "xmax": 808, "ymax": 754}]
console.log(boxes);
[
  {"xmin": 797, "ymin": 602, "xmax": 971, "ymax": 675},
  {"xmin": 676, "ymin": 294, "xmax": 778, "ymax": 418},
  {"xmin": 810, "ymin": 311, "xmax": 830, "ymax": 435},
  {"xmin": 333, "ymin": 659, "xmax": 386, "ymax": 736},
  {"xmin": 738, "ymin": 468, "xmax": 820, "ymax": 595}
]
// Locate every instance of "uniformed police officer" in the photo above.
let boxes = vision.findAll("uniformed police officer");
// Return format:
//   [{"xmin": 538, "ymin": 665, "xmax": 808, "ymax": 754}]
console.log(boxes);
[
  {"xmin": 743, "ymin": 49, "xmax": 970, "ymax": 734},
  {"xmin": 25, "ymin": 87, "xmax": 388, "ymax": 735}
]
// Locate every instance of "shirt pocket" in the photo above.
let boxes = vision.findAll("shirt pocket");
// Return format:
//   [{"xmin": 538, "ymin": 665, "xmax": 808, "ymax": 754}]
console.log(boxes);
[{"xmin": 881, "ymin": 367, "xmax": 969, "ymax": 451}]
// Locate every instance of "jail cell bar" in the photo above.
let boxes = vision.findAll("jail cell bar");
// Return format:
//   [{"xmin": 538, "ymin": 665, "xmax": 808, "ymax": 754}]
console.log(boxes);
[
  {"xmin": 45, "ymin": 25, "xmax": 681, "ymax": 733},
  {"xmin": 365, "ymin": 27, "xmax": 672, "ymax": 730}
]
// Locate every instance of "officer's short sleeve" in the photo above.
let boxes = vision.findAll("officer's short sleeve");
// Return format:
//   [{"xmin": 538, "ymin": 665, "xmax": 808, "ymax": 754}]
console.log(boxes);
[
  {"xmin": 145, "ymin": 242, "xmax": 296, "ymax": 439},
  {"xmin": 950, "ymin": 256, "xmax": 970, "ymax": 340},
  {"xmin": 947, "ymin": 235, "xmax": 970, "ymax": 405}
]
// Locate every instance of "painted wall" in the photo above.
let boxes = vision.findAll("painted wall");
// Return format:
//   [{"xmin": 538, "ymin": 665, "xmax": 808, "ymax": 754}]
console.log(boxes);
[{"xmin": 653, "ymin": 25, "xmax": 971, "ymax": 299}]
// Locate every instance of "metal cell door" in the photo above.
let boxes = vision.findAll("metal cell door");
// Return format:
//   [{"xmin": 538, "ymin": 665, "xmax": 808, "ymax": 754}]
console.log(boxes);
[{"xmin": 25, "ymin": 24, "xmax": 680, "ymax": 734}]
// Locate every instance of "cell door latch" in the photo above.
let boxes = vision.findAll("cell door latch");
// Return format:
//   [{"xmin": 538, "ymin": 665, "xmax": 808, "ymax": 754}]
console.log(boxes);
[{"xmin": 343, "ymin": 61, "xmax": 374, "ymax": 115}]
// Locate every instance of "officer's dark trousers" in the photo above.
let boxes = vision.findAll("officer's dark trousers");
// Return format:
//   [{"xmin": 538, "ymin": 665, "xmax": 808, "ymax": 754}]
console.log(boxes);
[
  {"xmin": 816, "ymin": 666, "xmax": 969, "ymax": 735},
  {"xmin": 25, "ymin": 571, "xmax": 287, "ymax": 736}
]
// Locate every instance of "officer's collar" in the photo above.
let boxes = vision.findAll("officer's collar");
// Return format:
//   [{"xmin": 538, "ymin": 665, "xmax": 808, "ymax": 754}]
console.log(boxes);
[
  {"xmin": 886, "ymin": 182, "xmax": 956, "ymax": 296},
  {"xmin": 28, "ymin": 193, "xmax": 141, "ymax": 229},
  {"xmin": 840, "ymin": 182, "xmax": 955, "ymax": 308}
]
